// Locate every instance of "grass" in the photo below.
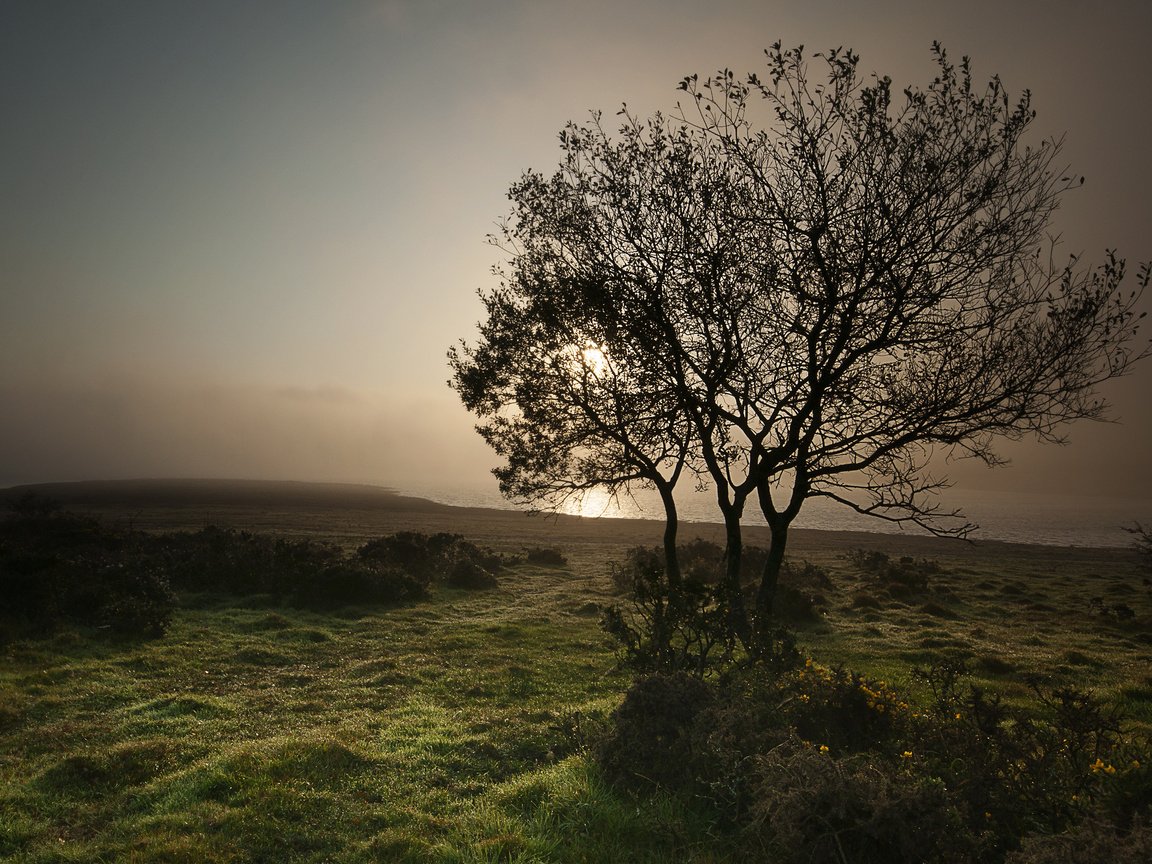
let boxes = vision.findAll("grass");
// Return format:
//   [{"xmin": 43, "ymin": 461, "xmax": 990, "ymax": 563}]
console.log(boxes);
[
  {"xmin": 1, "ymin": 504, "xmax": 1150, "ymax": 861},
  {"xmin": 1, "ymin": 562, "xmax": 705, "ymax": 863},
  {"xmin": 789, "ymin": 547, "xmax": 1152, "ymax": 720}
]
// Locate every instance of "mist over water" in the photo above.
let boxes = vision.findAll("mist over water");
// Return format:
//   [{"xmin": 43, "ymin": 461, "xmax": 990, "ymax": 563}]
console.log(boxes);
[{"xmin": 405, "ymin": 483, "xmax": 1151, "ymax": 549}]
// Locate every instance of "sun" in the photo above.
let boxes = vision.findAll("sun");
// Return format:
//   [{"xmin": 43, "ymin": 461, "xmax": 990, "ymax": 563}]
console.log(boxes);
[{"xmin": 579, "ymin": 343, "xmax": 609, "ymax": 377}]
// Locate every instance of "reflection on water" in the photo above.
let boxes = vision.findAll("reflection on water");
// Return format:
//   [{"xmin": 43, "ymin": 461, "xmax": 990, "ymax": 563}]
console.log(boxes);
[{"xmin": 555, "ymin": 487, "xmax": 631, "ymax": 519}]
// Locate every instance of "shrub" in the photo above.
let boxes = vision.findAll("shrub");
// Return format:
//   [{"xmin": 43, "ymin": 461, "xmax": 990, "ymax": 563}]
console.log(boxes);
[
  {"xmin": 849, "ymin": 548, "xmax": 942, "ymax": 596},
  {"xmin": 0, "ymin": 496, "xmax": 174, "ymax": 639},
  {"xmin": 444, "ymin": 559, "xmax": 499, "ymax": 590},
  {"xmin": 523, "ymin": 546, "xmax": 567, "ymax": 567},
  {"xmin": 290, "ymin": 560, "xmax": 428, "ymax": 609},
  {"xmin": 597, "ymin": 672, "xmax": 716, "ymax": 792},
  {"xmin": 357, "ymin": 531, "xmax": 507, "ymax": 584},
  {"xmin": 94, "ymin": 558, "xmax": 176, "ymax": 636},
  {"xmin": 596, "ymin": 657, "xmax": 1152, "ymax": 863},
  {"xmin": 155, "ymin": 527, "xmax": 341, "ymax": 596},
  {"xmin": 743, "ymin": 741, "xmax": 971, "ymax": 864},
  {"xmin": 1006, "ymin": 817, "xmax": 1152, "ymax": 864},
  {"xmin": 602, "ymin": 550, "xmax": 734, "ymax": 676},
  {"xmin": 604, "ymin": 545, "xmax": 816, "ymax": 675},
  {"xmin": 908, "ymin": 660, "xmax": 1150, "ymax": 855}
]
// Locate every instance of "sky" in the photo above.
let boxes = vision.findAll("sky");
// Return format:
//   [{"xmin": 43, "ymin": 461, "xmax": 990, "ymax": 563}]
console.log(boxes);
[{"xmin": 1, "ymin": 0, "xmax": 1150, "ymax": 503}]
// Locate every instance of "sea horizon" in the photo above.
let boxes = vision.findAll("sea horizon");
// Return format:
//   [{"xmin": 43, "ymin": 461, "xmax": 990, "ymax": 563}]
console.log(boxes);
[
  {"xmin": 1, "ymin": 475, "xmax": 1147, "ymax": 550},
  {"xmin": 405, "ymin": 482, "xmax": 1152, "ymax": 550}
]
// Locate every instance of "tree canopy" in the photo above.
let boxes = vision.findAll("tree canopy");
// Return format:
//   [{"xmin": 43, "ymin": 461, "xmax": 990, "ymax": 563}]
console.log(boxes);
[{"xmin": 450, "ymin": 42, "xmax": 1149, "ymax": 648}]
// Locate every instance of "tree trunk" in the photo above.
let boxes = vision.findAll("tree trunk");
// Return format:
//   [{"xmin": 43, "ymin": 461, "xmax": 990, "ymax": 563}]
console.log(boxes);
[
  {"xmin": 754, "ymin": 518, "xmax": 789, "ymax": 646},
  {"xmin": 720, "ymin": 500, "xmax": 751, "ymax": 646},
  {"xmin": 656, "ymin": 481, "xmax": 682, "ymax": 589}
]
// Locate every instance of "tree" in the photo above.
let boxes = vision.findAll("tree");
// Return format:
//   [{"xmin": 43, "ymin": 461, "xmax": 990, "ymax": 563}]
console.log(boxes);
[{"xmin": 451, "ymin": 42, "xmax": 1149, "ymax": 650}]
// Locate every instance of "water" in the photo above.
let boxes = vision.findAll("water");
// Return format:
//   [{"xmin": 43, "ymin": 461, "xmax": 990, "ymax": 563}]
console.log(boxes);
[{"xmin": 402, "ymin": 482, "xmax": 1151, "ymax": 549}]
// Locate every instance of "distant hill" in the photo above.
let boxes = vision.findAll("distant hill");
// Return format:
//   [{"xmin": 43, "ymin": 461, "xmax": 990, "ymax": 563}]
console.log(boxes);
[{"xmin": 0, "ymin": 478, "xmax": 452, "ymax": 513}]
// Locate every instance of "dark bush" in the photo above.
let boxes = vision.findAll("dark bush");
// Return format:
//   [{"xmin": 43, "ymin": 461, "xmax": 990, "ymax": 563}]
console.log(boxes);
[
  {"xmin": 743, "ymin": 742, "xmax": 971, "ymax": 864},
  {"xmin": 598, "ymin": 672, "xmax": 717, "ymax": 792},
  {"xmin": 0, "ymin": 496, "xmax": 174, "ymax": 639},
  {"xmin": 444, "ymin": 559, "xmax": 499, "ymax": 590},
  {"xmin": 290, "ymin": 560, "xmax": 428, "ymax": 609},
  {"xmin": 602, "ymin": 550, "xmax": 735, "ymax": 675},
  {"xmin": 357, "ymin": 531, "xmax": 461, "ymax": 580},
  {"xmin": 523, "ymin": 546, "xmax": 567, "ymax": 567},
  {"xmin": 155, "ymin": 528, "xmax": 343, "ymax": 596},
  {"xmin": 358, "ymin": 531, "xmax": 507, "ymax": 584},
  {"xmin": 849, "ymin": 548, "xmax": 942, "ymax": 596},
  {"xmin": 1006, "ymin": 817, "xmax": 1152, "ymax": 864},
  {"xmin": 94, "ymin": 558, "xmax": 176, "ymax": 636},
  {"xmin": 597, "ymin": 656, "xmax": 1152, "ymax": 863}
]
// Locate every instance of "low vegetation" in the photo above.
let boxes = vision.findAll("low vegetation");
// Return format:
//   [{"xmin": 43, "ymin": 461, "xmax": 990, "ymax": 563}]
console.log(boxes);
[
  {"xmin": 0, "ymin": 496, "xmax": 511, "ymax": 642},
  {"xmin": 2, "ymin": 499, "xmax": 1150, "ymax": 861}
]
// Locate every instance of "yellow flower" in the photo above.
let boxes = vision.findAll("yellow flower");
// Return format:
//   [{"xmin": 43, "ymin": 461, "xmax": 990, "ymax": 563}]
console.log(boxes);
[
  {"xmin": 954, "ymin": 712, "xmax": 962, "ymax": 720},
  {"xmin": 819, "ymin": 745, "xmax": 829, "ymax": 754},
  {"xmin": 901, "ymin": 751, "xmax": 913, "ymax": 759},
  {"xmin": 1090, "ymin": 758, "xmax": 1115, "ymax": 775}
]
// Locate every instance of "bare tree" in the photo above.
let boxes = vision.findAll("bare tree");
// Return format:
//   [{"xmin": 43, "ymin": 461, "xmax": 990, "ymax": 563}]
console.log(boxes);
[{"xmin": 452, "ymin": 42, "xmax": 1149, "ymax": 650}]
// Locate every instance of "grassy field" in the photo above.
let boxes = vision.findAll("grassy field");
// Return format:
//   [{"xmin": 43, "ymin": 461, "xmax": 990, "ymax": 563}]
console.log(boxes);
[{"xmin": 1, "ymin": 481, "xmax": 1149, "ymax": 861}]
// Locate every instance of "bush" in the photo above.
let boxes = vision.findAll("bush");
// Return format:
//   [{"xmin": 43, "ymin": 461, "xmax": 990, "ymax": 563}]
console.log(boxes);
[
  {"xmin": 0, "ymin": 496, "xmax": 175, "ymax": 639},
  {"xmin": 848, "ymin": 548, "xmax": 942, "ymax": 596},
  {"xmin": 908, "ymin": 660, "xmax": 1147, "ymax": 851},
  {"xmin": 444, "ymin": 558, "xmax": 499, "ymax": 590},
  {"xmin": 737, "ymin": 741, "xmax": 972, "ymax": 861},
  {"xmin": 744, "ymin": 742, "xmax": 971, "ymax": 864},
  {"xmin": 358, "ymin": 531, "xmax": 506, "ymax": 587},
  {"xmin": 1006, "ymin": 816, "xmax": 1152, "ymax": 863},
  {"xmin": 596, "ymin": 658, "xmax": 1152, "ymax": 863},
  {"xmin": 523, "ymin": 546, "xmax": 567, "ymax": 567},
  {"xmin": 94, "ymin": 558, "xmax": 176, "ymax": 636},
  {"xmin": 602, "ymin": 549, "xmax": 735, "ymax": 676},
  {"xmin": 155, "ymin": 527, "xmax": 342, "ymax": 596},
  {"xmin": 597, "ymin": 672, "xmax": 717, "ymax": 792},
  {"xmin": 290, "ymin": 560, "xmax": 429, "ymax": 609}
]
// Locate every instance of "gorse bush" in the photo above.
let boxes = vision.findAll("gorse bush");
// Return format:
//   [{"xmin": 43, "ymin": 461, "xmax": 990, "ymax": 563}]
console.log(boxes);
[
  {"xmin": 522, "ymin": 546, "xmax": 568, "ymax": 567},
  {"xmin": 602, "ymin": 548, "xmax": 737, "ymax": 676},
  {"xmin": 603, "ymin": 544, "xmax": 816, "ymax": 676},
  {"xmin": 908, "ymin": 659, "xmax": 1149, "ymax": 853},
  {"xmin": 745, "ymin": 741, "xmax": 970, "ymax": 864},
  {"xmin": 0, "ymin": 494, "xmax": 174, "ymax": 639},
  {"xmin": 597, "ymin": 672, "xmax": 717, "ymax": 792},
  {"xmin": 597, "ymin": 661, "xmax": 1152, "ymax": 863},
  {"xmin": 157, "ymin": 528, "xmax": 508, "ymax": 606},
  {"xmin": 1005, "ymin": 816, "xmax": 1152, "ymax": 863},
  {"xmin": 848, "ymin": 548, "xmax": 943, "ymax": 596},
  {"xmin": 357, "ymin": 531, "xmax": 505, "ymax": 586},
  {"xmin": 1, "ymin": 500, "xmax": 511, "ymax": 641}
]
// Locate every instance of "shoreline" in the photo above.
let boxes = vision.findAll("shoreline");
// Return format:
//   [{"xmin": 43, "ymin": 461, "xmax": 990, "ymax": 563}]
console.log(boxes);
[{"xmin": 0, "ymin": 478, "xmax": 1135, "ymax": 564}]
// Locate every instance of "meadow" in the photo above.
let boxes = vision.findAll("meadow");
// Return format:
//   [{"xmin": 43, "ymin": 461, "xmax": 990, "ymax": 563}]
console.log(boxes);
[{"xmin": 1, "ymin": 481, "xmax": 1149, "ymax": 862}]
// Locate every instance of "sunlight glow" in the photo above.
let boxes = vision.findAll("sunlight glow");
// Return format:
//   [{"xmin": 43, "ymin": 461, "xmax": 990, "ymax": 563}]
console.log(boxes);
[
  {"xmin": 558, "ymin": 486, "xmax": 628, "ymax": 518},
  {"xmin": 579, "ymin": 343, "xmax": 609, "ymax": 377}
]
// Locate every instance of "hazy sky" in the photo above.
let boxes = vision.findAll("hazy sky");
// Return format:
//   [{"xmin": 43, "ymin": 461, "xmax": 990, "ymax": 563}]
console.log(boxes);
[{"xmin": 2, "ymin": 0, "xmax": 1150, "ymax": 501}]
